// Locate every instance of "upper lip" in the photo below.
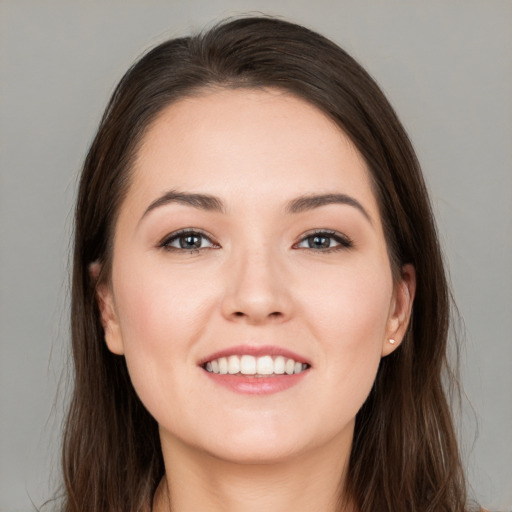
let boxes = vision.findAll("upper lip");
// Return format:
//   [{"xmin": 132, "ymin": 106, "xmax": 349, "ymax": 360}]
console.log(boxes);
[{"xmin": 198, "ymin": 344, "xmax": 312, "ymax": 367}]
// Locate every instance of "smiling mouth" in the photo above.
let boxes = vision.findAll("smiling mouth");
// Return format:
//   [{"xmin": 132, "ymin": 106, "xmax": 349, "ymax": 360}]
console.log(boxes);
[{"xmin": 203, "ymin": 355, "xmax": 310, "ymax": 377}]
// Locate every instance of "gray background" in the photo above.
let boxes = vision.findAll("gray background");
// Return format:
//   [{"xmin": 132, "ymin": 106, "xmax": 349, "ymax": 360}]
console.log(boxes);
[{"xmin": 1, "ymin": 0, "xmax": 511, "ymax": 510}]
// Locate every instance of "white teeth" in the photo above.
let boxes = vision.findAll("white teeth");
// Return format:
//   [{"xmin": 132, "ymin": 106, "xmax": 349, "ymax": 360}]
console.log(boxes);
[
  {"xmin": 204, "ymin": 355, "xmax": 308, "ymax": 376},
  {"xmin": 256, "ymin": 355, "xmax": 274, "ymax": 375},
  {"xmin": 218, "ymin": 357, "xmax": 228, "ymax": 375},
  {"xmin": 274, "ymin": 356, "xmax": 285, "ymax": 374},
  {"xmin": 227, "ymin": 355, "xmax": 240, "ymax": 374},
  {"xmin": 240, "ymin": 355, "xmax": 257, "ymax": 375}
]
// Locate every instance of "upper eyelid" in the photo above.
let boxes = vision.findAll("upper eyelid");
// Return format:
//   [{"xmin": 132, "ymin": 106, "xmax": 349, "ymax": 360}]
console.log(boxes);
[
  {"xmin": 158, "ymin": 228, "xmax": 351, "ymax": 247},
  {"xmin": 159, "ymin": 228, "xmax": 218, "ymax": 247},
  {"xmin": 295, "ymin": 229, "xmax": 351, "ymax": 242},
  {"xmin": 293, "ymin": 230, "xmax": 354, "ymax": 251}
]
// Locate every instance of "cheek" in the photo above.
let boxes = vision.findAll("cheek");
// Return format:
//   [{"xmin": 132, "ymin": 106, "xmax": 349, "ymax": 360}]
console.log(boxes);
[
  {"xmin": 110, "ymin": 259, "xmax": 216, "ymax": 414},
  {"xmin": 299, "ymin": 259, "xmax": 392, "ymax": 409},
  {"xmin": 113, "ymin": 258, "xmax": 212, "ymax": 348},
  {"xmin": 302, "ymin": 257, "xmax": 392, "ymax": 341}
]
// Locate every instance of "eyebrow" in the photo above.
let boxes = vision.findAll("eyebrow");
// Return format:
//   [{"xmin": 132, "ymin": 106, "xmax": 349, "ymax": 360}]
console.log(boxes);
[
  {"xmin": 141, "ymin": 190, "xmax": 371, "ymax": 224},
  {"xmin": 285, "ymin": 193, "xmax": 372, "ymax": 223},
  {"xmin": 142, "ymin": 190, "xmax": 225, "ymax": 220}
]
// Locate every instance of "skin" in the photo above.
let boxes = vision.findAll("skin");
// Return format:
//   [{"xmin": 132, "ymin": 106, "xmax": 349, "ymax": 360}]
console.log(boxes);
[{"xmin": 96, "ymin": 88, "xmax": 415, "ymax": 512}]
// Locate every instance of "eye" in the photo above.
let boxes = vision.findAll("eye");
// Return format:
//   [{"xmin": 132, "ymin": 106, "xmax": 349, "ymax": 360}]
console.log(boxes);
[
  {"xmin": 159, "ymin": 229, "xmax": 218, "ymax": 252},
  {"xmin": 294, "ymin": 230, "xmax": 353, "ymax": 251}
]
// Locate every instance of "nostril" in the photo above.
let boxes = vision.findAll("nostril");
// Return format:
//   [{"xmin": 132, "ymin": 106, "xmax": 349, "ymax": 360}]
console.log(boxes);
[{"xmin": 231, "ymin": 310, "xmax": 283, "ymax": 320}]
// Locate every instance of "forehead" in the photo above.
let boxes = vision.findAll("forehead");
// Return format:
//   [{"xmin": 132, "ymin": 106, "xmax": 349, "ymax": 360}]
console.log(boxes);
[{"xmin": 129, "ymin": 87, "xmax": 378, "ymax": 215}]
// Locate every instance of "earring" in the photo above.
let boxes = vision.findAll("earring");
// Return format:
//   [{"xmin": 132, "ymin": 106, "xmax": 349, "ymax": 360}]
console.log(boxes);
[{"xmin": 389, "ymin": 338, "xmax": 396, "ymax": 344}]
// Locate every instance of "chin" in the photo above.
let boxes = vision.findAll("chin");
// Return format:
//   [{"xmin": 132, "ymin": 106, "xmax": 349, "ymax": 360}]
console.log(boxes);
[
  {"xmin": 184, "ymin": 417, "xmax": 348, "ymax": 467},
  {"xmin": 204, "ymin": 439, "xmax": 306, "ymax": 466}
]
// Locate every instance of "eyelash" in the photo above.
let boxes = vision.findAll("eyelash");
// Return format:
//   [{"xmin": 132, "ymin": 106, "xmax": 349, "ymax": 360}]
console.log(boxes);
[
  {"xmin": 159, "ymin": 229, "xmax": 219, "ymax": 253},
  {"xmin": 158, "ymin": 229, "xmax": 353, "ymax": 254},
  {"xmin": 293, "ymin": 229, "xmax": 354, "ymax": 252}
]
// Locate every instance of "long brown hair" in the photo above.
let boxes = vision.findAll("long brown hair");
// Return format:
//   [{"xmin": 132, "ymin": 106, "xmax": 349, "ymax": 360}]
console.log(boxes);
[{"xmin": 63, "ymin": 16, "xmax": 468, "ymax": 511}]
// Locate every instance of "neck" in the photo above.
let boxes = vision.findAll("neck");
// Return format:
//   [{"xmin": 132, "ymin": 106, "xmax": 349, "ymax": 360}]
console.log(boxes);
[{"xmin": 153, "ymin": 433, "xmax": 355, "ymax": 512}]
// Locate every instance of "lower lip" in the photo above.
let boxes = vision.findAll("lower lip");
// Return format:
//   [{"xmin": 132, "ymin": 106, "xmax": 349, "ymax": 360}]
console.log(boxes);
[{"xmin": 203, "ymin": 370, "xmax": 309, "ymax": 395}]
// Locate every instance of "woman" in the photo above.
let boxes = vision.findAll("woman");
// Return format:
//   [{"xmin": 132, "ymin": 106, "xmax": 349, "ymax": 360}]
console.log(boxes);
[{"xmin": 63, "ymin": 16, "xmax": 473, "ymax": 511}]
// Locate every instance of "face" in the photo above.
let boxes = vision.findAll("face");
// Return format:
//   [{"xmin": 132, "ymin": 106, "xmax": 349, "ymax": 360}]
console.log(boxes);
[{"xmin": 97, "ymin": 88, "xmax": 414, "ymax": 465}]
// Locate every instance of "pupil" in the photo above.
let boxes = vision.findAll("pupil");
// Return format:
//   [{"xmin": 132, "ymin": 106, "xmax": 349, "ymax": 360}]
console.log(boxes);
[
  {"xmin": 311, "ymin": 235, "xmax": 330, "ymax": 248},
  {"xmin": 180, "ymin": 234, "xmax": 201, "ymax": 249}
]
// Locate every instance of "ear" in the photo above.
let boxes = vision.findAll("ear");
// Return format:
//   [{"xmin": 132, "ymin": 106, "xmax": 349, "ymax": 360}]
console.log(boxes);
[
  {"xmin": 382, "ymin": 263, "xmax": 416, "ymax": 357},
  {"xmin": 89, "ymin": 262, "xmax": 125, "ymax": 355}
]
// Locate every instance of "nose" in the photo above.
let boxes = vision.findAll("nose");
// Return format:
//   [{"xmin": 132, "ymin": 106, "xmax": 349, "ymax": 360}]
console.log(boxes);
[{"xmin": 220, "ymin": 247, "xmax": 293, "ymax": 325}]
